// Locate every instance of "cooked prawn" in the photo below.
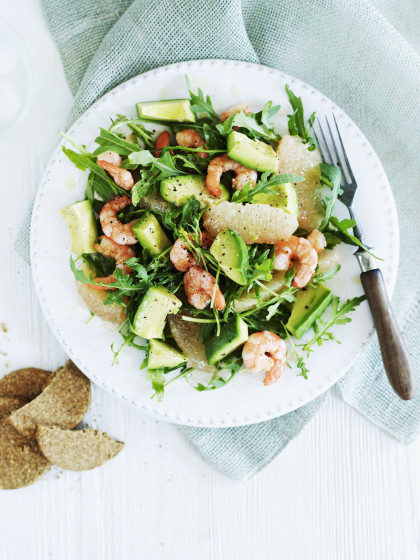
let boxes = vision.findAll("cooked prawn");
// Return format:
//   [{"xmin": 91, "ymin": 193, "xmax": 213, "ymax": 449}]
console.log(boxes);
[
  {"xmin": 220, "ymin": 102, "xmax": 250, "ymax": 122},
  {"xmin": 206, "ymin": 154, "xmax": 257, "ymax": 197},
  {"xmin": 273, "ymin": 236, "xmax": 318, "ymax": 288},
  {"xmin": 175, "ymin": 129, "xmax": 207, "ymax": 159},
  {"xmin": 306, "ymin": 229, "xmax": 326, "ymax": 254},
  {"xmin": 170, "ymin": 232, "xmax": 213, "ymax": 272},
  {"xmin": 90, "ymin": 236, "xmax": 135, "ymax": 290},
  {"xmin": 96, "ymin": 151, "xmax": 122, "ymax": 166},
  {"xmin": 183, "ymin": 266, "xmax": 226, "ymax": 310},
  {"xmin": 97, "ymin": 159, "xmax": 134, "ymax": 190},
  {"xmin": 155, "ymin": 131, "xmax": 171, "ymax": 157},
  {"xmin": 242, "ymin": 331, "xmax": 287, "ymax": 386},
  {"xmin": 99, "ymin": 195, "xmax": 138, "ymax": 245}
]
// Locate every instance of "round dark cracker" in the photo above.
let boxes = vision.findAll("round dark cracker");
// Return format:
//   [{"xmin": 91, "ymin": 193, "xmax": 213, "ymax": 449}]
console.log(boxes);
[
  {"xmin": 10, "ymin": 360, "xmax": 91, "ymax": 438},
  {"xmin": 0, "ymin": 418, "xmax": 50, "ymax": 489},
  {"xmin": 0, "ymin": 397, "xmax": 27, "ymax": 419},
  {"xmin": 0, "ymin": 368, "xmax": 54, "ymax": 400},
  {"xmin": 36, "ymin": 426, "xmax": 124, "ymax": 471}
]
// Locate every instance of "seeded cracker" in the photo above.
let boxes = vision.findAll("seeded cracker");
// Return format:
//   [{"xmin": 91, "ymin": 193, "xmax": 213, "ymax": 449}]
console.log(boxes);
[
  {"xmin": 0, "ymin": 368, "xmax": 53, "ymax": 400},
  {"xmin": 0, "ymin": 397, "xmax": 50, "ymax": 489},
  {"xmin": 36, "ymin": 426, "xmax": 124, "ymax": 471},
  {"xmin": 10, "ymin": 360, "xmax": 91, "ymax": 438}
]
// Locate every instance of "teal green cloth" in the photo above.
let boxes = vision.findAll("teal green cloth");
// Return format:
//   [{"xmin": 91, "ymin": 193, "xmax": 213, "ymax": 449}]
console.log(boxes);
[{"xmin": 32, "ymin": 0, "xmax": 420, "ymax": 480}]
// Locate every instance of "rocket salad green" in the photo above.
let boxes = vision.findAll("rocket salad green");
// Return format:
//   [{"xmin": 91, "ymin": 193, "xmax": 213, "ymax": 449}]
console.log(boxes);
[{"xmin": 60, "ymin": 77, "xmax": 365, "ymax": 400}]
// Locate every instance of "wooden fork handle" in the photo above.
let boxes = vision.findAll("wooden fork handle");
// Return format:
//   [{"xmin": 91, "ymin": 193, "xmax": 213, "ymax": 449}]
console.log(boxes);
[{"xmin": 361, "ymin": 268, "xmax": 416, "ymax": 400}]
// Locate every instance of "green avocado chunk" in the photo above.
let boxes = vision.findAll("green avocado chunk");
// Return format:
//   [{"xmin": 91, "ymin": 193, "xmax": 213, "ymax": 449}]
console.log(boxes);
[
  {"xmin": 252, "ymin": 182, "xmax": 299, "ymax": 216},
  {"xmin": 206, "ymin": 316, "xmax": 249, "ymax": 365},
  {"xmin": 133, "ymin": 287, "xmax": 182, "ymax": 339},
  {"xmin": 210, "ymin": 230, "xmax": 249, "ymax": 286},
  {"xmin": 60, "ymin": 200, "xmax": 98, "ymax": 254},
  {"xmin": 147, "ymin": 339, "xmax": 187, "ymax": 369},
  {"xmin": 286, "ymin": 284, "xmax": 333, "ymax": 339},
  {"xmin": 136, "ymin": 99, "xmax": 196, "ymax": 122},
  {"xmin": 227, "ymin": 130, "xmax": 279, "ymax": 173},
  {"xmin": 160, "ymin": 174, "xmax": 230, "ymax": 208},
  {"xmin": 132, "ymin": 213, "xmax": 171, "ymax": 256}
]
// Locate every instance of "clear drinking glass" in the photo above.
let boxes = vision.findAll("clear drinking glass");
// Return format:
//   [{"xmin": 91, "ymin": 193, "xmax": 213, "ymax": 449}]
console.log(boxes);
[{"xmin": 0, "ymin": 19, "xmax": 34, "ymax": 140}]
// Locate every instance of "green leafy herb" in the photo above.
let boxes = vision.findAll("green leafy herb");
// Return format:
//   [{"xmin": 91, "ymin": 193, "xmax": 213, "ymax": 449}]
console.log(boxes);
[
  {"xmin": 62, "ymin": 147, "xmax": 125, "ymax": 196},
  {"xmin": 93, "ymin": 128, "xmax": 140, "ymax": 156},
  {"xmin": 185, "ymin": 76, "xmax": 219, "ymax": 120},
  {"xmin": 216, "ymin": 110, "xmax": 281, "ymax": 142},
  {"xmin": 318, "ymin": 163, "xmax": 342, "ymax": 230},
  {"xmin": 327, "ymin": 217, "xmax": 382, "ymax": 259},
  {"xmin": 128, "ymin": 150, "xmax": 185, "ymax": 180},
  {"xmin": 310, "ymin": 265, "xmax": 341, "ymax": 286},
  {"xmin": 285, "ymin": 84, "xmax": 317, "ymax": 150},
  {"xmin": 231, "ymin": 171, "xmax": 304, "ymax": 204},
  {"xmin": 302, "ymin": 295, "xmax": 366, "ymax": 354},
  {"xmin": 110, "ymin": 115, "xmax": 155, "ymax": 149}
]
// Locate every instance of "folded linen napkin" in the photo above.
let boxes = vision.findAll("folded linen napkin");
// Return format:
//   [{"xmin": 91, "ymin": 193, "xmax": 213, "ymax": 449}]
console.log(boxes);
[{"xmin": 19, "ymin": 0, "xmax": 420, "ymax": 480}]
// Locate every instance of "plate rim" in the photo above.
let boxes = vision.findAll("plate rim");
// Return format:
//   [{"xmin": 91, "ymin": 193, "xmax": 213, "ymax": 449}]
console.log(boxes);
[{"xmin": 30, "ymin": 59, "xmax": 400, "ymax": 427}]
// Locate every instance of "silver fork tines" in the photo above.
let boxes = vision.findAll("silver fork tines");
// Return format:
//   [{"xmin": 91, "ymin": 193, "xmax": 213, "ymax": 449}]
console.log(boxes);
[{"xmin": 313, "ymin": 114, "xmax": 367, "ymax": 248}]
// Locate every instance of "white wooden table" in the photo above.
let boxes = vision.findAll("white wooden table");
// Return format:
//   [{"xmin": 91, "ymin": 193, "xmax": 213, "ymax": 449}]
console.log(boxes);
[{"xmin": 1, "ymin": 3, "xmax": 419, "ymax": 559}]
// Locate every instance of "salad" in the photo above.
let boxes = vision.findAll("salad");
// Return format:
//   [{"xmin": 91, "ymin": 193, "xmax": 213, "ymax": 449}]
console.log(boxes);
[{"xmin": 60, "ymin": 77, "xmax": 366, "ymax": 400}]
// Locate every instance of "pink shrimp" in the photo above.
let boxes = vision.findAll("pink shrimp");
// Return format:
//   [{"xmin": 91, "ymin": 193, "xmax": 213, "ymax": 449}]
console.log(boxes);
[
  {"xmin": 220, "ymin": 102, "xmax": 250, "ymax": 122},
  {"xmin": 99, "ymin": 195, "xmax": 138, "ymax": 245},
  {"xmin": 170, "ymin": 232, "xmax": 213, "ymax": 272},
  {"xmin": 90, "ymin": 236, "xmax": 135, "ymax": 290},
  {"xmin": 206, "ymin": 153, "xmax": 257, "ymax": 197},
  {"xmin": 175, "ymin": 129, "xmax": 207, "ymax": 159},
  {"xmin": 96, "ymin": 151, "xmax": 122, "ymax": 166},
  {"xmin": 97, "ymin": 159, "xmax": 134, "ymax": 191},
  {"xmin": 242, "ymin": 331, "xmax": 287, "ymax": 386},
  {"xmin": 273, "ymin": 236, "xmax": 318, "ymax": 288},
  {"xmin": 306, "ymin": 229, "xmax": 327, "ymax": 254},
  {"xmin": 183, "ymin": 266, "xmax": 226, "ymax": 311}
]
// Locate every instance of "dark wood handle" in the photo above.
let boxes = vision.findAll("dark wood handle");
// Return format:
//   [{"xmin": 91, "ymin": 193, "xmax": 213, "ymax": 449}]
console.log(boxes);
[{"xmin": 361, "ymin": 268, "xmax": 416, "ymax": 400}]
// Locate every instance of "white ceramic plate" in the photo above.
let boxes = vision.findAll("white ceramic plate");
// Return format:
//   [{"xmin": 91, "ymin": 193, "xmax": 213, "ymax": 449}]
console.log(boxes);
[{"xmin": 31, "ymin": 60, "xmax": 399, "ymax": 427}]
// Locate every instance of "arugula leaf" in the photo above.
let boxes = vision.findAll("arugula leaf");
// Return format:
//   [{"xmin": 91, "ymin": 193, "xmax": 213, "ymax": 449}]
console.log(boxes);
[
  {"xmin": 328, "ymin": 217, "xmax": 382, "ymax": 259},
  {"xmin": 285, "ymin": 84, "xmax": 317, "ymax": 151},
  {"xmin": 231, "ymin": 171, "xmax": 304, "ymax": 204},
  {"xmin": 111, "ymin": 114, "xmax": 155, "ymax": 149},
  {"xmin": 62, "ymin": 147, "xmax": 124, "ymax": 196},
  {"xmin": 254, "ymin": 101, "xmax": 281, "ymax": 129},
  {"xmin": 310, "ymin": 265, "xmax": 341, "ymax": 286},
  {"xmin": 216, "ymin": 111, "xmax": 281, "ymax": 142},
  {"xmin": 59, "ymin": 131, "xmax": 92, "ymax": 157},
  {"xmin": 318, "ymin": 163, "xmax": 342, "ymax": 230},
  {"xmin": 93, "ymin": 128, "xmax": 140, "ymax": 156},
  {"xmin": 185, "ymin": 75, "xmax": 219, "ymax": 120},
  {"xmin": 128, "ymin": 150, "xmax": 185, "ymax": 180},
  {"xmin": 150, "ymin": 369, "xmax": 165, "ymax": 402},
  {"xmin": 202, "ymin": 123, "xmax": 226, "ymax": 150},
  {"xmin": 131, "ymin": 169, "xmax": 160, "ymax": 206},
  {"xmin": 302, "ymin": 295, "xmax": 366, "ymax": 354}
]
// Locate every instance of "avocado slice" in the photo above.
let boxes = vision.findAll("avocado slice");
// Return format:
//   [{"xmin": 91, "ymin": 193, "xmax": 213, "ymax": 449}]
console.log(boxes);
[
  {"xmin": 252, "ymin": 182, "xmax": 299, "ymax": 216},
  {"xmin": 160, "ymin": 174, "xmax": 230, "ymax": 208},
  {"xmin": 132, "ymin": 213, "xmax": 171, "ymax": 256},
  {"xmin": 206, "ymin": 316, "xmax": 249, "ymax": 365},
  {"xmin": 210, "ymin": 230, "xmax": 249, "ymax": 286},
  {"xmin": 286, "ymin": 284, "xmax": 333, "ymax": 339},
  {"xmin": 133, "ymin": 287, "xmax": 182, "ymax": 339},
  {"xmin": 60, "ymin": 200, "xmax": 98, "ymax": 254},
  {"xmin": 147, "ymin": 339, "xmax": 187, "ymax": 369},
  {"xmin": 136, "ymin": 99, "xmax": 196, "ymax": 122},
  {"xmin": 227, "ymin": 131, "xmax": 279, "ymax": 173}
]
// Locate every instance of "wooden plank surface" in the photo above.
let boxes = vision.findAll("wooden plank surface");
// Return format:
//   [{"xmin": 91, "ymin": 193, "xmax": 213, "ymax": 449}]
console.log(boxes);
[{"xmin": 0, "ymin": 2, "xmax": 419, "ymax": 558}]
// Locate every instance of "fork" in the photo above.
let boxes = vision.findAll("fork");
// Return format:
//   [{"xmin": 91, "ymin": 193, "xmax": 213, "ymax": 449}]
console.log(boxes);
[{"xmin": 313, "ymin": 115, "xmax": 415, "ymax": 400}]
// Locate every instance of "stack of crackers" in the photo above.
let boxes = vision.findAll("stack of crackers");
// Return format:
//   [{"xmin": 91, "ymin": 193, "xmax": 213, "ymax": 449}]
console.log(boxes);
[{"xmin": 0, "ymin": 360, "xmax": 124, "ymax": 489}]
